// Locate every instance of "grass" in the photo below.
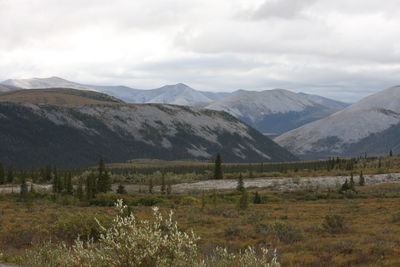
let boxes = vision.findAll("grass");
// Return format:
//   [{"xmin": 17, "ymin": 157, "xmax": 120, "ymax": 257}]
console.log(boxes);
[{"xmin": 1, "ymin": 182, "xmax": 400, "ymax": 266}]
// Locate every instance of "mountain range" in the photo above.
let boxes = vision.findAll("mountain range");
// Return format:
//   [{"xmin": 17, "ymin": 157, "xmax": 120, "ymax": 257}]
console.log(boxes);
[
  {"xmin": 276, "ymin": 85, "xmax": 400, "ymax": 159},
  {"xmin": 0, "ymin": 88, "xmax": 297, "ymax": 168},
  {"xmin": 0, "ymin": 77, "xmax": 349, "ymax": 135}
]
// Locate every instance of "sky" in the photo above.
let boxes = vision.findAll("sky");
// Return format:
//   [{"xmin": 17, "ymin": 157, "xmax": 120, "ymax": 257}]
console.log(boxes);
[{"xmin": 1, "ymin": 0, "xmax": 400, "ymax": 102}]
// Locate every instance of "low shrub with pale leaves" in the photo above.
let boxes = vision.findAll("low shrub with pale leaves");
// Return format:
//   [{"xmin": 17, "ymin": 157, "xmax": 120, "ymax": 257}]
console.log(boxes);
[{"xmin": 20, "ymin": 199, "xmax": 280, "ymax": 267}]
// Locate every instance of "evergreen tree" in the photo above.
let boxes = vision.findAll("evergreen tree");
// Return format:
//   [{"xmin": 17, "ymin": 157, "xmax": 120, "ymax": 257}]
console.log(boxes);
[
  {"xmin": 148, "ymin": 178, "xmax": 153, "ymax": 194},
  {"xmin": 340, "ymin": 179, "xmax": 350, "ymax": 193},
  {"xmin": 167, "ymin": 181, "xmax": 172, "ymax": 195},
  {"xmin": 236, "ymin": 173, "xmax": 245, "ymax": 192},
  {"xmin": 349, "ymin": 173, "xmax": 355, "ymax": 191},
  {"xmin": 86, "ymin": 172, "xmax": 97, "ymax": 200},
  {"xmin": 97, "ymin": 159, "xmax": 112, "ymax": 193},
  {"xmin": 77, "ymin": 179, "xmax": 84, "ymax": 201},
  {"xmin": 213, "ymin": 153, "xmax": 223, "ymax": 179},
  {"xmin": 390, "ymin": 149, "xmax": 393, "ymax": 157},
  {"xmin": 0, "ymin": 162, "xmax": 4, "ymax": 184},
  {"xmin": 253, "ymin": 191, "xmax": 262, "ymax": 204},
  {"xmin": 52, "ymin": 169, "xmax": 60, "ymax": 193},
  {"xmin": 20, "ymin": 176, "xmax": 29, "ymax": 201},
  {"xmin": 65, "ymin": 173, "xmax": 73, "ymax": 195},
  {"xmin": 30, "ymin": 182, "xmax": 35, "ymax": 194},
  {"xmin": 6, "ymin": 166, "xmax": 14, "ymax": 183},
  {"xmin": 161, "ymin": 173, "xmax": 166, "ymax": 195},
  {"xmin": 238, "ymin": 190, "xmax": 248, "ymax": 210},
  {"xmin": 359, "ymin": 171, "xmax": 365, "ymax": 186},
  {"xmin": 116, "ymin": 184, "xmax": 127, "ymax": 194}
]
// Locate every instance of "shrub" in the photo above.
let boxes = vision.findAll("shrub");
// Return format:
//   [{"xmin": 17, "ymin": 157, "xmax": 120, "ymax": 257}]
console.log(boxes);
[
  {"xmin": 271, "ymin": 222, "xmax": 303, "ymax": 244},
  {"xmin": 20, "ymin": 200, "xmax": 280, "ymax": 267},
  {"xmin": 322, "ymin": 214, "xmax": 348, "ymax": 234}
]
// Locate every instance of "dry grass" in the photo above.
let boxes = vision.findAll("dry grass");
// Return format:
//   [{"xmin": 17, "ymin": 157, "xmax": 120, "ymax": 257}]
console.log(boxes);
[{"xmin": 1, "ymin": 183, "xmax": 400, "ymax": 266}]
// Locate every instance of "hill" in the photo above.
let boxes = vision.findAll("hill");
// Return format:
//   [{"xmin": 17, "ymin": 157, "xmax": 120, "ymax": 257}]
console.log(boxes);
[
  {"xmin": 276, "ymin": 86, "xmax": 400, "ymax": 159},
  {"xmin": 0, "ymin": 99, "xmax": 296, "ymax": 168},
  {"xmin": 0, "ymin": 88, "xmax": 124, "ymax": 105},
  {"xmin": 205, "ymin": 89, "xmax": 342, "ymax": 134}
]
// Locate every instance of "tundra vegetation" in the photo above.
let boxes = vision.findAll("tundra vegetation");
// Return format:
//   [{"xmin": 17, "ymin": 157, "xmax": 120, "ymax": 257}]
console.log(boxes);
[{"xmin": 0, "ymin": 155, "xmax": 400, "ymax": 266}]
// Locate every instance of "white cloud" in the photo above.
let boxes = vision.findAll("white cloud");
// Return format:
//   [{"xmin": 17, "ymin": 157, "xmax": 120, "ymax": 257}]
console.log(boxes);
[{"xmin": 0, "ymin": 0, "xmax": 399, "ymax": 102}]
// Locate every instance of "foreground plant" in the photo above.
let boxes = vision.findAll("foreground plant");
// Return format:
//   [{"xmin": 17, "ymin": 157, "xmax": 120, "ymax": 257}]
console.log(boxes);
[{"xmin": 20, "ymin": 199, "xmax": 279, "ymax": 267}]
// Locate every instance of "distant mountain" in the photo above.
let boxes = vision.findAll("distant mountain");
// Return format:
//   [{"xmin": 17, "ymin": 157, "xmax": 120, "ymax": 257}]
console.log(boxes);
[
  {"xmin": 2, "ymin": 76, "xmax": 93, "ymax": 90},
  {"xmin": 0, "ymin": 88, "xmax": 123, "ymax": 105},
  {"xmin": 0, "ymin": 84, "xmax": 20, "ymax": 92},
  {"xmin": 276, "ymin": 86, "xmax": 400, "ymax": 159},
  {"xmin": 205, "ymin": 89, "xmax": 342, "ymax": 135},
  {"xmin": 0, "ymin": 89, "xmax": 297, "ymax": 168},
  {"xmin": 299, "ymin": 92, "xmax": 350, "ymax": 109}
]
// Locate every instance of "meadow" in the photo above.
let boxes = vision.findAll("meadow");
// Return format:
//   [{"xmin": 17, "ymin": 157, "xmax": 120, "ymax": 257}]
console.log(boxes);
[{"xmin": 0, "ymin": 155, "xmax": 400, "ymax": 266}]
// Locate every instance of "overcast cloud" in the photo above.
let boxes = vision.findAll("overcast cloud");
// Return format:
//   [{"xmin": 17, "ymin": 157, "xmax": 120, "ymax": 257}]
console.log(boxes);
[{"xmin": 1, "ymin": 0, "xmax": 400, "ymax": 102}]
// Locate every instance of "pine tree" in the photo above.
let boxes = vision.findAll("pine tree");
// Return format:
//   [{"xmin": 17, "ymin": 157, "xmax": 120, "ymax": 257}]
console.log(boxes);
[
  {"xmin": 148, "ymin": 178, "xmax": 153, "ymax": 194},
  {"xmin": 359, "ymin": 171, "xmax": 365, "ymax": 186},
  {"xmin": 238, "ymin": 190, "xmax": 249, "ymax": 210},
  {"xmin": 20, "ymin": 176, "xmax": 28, "ymax": 201},
  {"xmin": 340, "ymin": 179, "xmax": 350, "ymax": 193},
  {"xmin": 77, "ymin": 179, "xmax": 84, "ymax": 201},
  {"xmin": 30, "ymin": 182, "xmax": 35, "ymax": 194},
  {"xmin": 6, "ymin": 166, "xmax": 14, "ymax": 183},
  {"xmin": 236, "ymin": 173, "xmax": 245, "ymax": 192},
  {"xmin": 213, "ymin": 153, "xmax": 223, "ymax": 179},
  {"xmin": 167, "ymin": 181, "xmax": 172, "ymax": 195},
  {"xmin": 253, "ymin": 191, "xmax": 262, "ymax": 204},
  {"xmin": 116, "ymin": 184, "xmax": 127, "ymax": 194},
  {"xmin": 86, "ymin": 172, "xmax": 97, "ymax": 200},
  {"xmin": 65, "ymin": 173, "xmax": 73, "ymax": 195},
  {"xmin": 52, "ymin": 169, "xmax": 60, "ymax": 193},
  {"xmin": 97, "ymin": 159, "xmax": 111, "ymax": 193},
  {"xmin": 0, "ymin": 162, "xmax": 4, "ymax": 184},
  {"xmin": 349, "ymin": 173, "xmax": 355, "ymax": 191},
  {"xmin": 161, "ymin": 173, "xmax": 166, "ymax": 194}
]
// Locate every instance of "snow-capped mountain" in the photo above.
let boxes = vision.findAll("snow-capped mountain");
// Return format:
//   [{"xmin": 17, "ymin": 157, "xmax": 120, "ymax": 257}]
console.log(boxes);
[
  {"xmin": 276, "ymin": 86, "xmax": 400, "ymax": 159},
  {"xmin": 2, "ymin": 76, "xmax": 93, "ymax": 90},
  {"xmin": 0, "ymin": 88, "xmax": 297, "ymax": 167},
  {"xmin": 205, "ymin": 89, "xmax": 343, "ymax": 135}
]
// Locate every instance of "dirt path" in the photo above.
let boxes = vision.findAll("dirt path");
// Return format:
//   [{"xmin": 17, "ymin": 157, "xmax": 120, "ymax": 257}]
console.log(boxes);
[{"xmin": 168, "ymin": 172, "xmax": 400, "ymax": 193}]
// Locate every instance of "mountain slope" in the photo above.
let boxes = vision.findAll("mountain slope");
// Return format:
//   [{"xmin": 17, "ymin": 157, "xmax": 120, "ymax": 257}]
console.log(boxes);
[
  {"xmin": 206, "ymin": 89, "xmax": 340, "ymax": 134},
  {"xmin": 299, "ymin": 92, "xmax": 350, "ymax": 109},
  {"xmin": 0, "ymin": 88, "xmax": 124, "ymax": 105},
  {"xmin": 95, "ymin": 83, "xmax": 213, "ymax": 105},
  {"xmin": 276, "ymin": 86, "xmax": 400, "ymax": 159},
  {"xmin": 2, "ymin": 76, "xmax": 94, "ymax": 90},
  {"xmin": 0, "ymin": 95, "xmax": 296, "ymax": 168},
  {"xmin": 0, "ymin": 84, "xmax": 20, "ymax": 92}
]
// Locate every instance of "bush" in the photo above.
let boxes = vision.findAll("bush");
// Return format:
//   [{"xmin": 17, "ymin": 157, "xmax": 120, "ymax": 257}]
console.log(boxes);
[
  {"xmin": 132, "ymin": 196, "xmax": 164, "ymax": 206},
  {"xmin": 271, "ymin": 222, "xmax": 303, "ymax": 244},
  {"xmin": 322, "ymin": 214, "xmax": 348, "ymax": 234},
  {"xmin": 390, "ymin": 212, "xmax": 400, "ymax": 223},
  {"xmin": 20, "ymin": 200, "xmax": 280, "ymax": 267}
]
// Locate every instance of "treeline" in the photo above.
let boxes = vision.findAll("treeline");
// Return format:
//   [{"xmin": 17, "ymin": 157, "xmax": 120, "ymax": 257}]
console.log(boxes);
[
  {"xmin": 0, "ymin": 162, "xmax": 82, "ymax": 185},
  {"xmin": 108, "ymin": 157, "xmax": 376, "ymax": 177}
]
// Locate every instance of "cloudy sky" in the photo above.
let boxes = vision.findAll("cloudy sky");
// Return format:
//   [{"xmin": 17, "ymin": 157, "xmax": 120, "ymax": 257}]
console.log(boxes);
[{"xmin": 1, "ymin": 0, "xmax": 400, "ymax": 102}]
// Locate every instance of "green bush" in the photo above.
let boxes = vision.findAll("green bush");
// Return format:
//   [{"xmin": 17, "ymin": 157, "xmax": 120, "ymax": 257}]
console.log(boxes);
[
  {"xmin": 322, "ymin": 214, "xmax": 348, "ymax": 234},
  {"xmin": 271, "ymin": 222, "xmax": 303, "ymax": 244}
]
